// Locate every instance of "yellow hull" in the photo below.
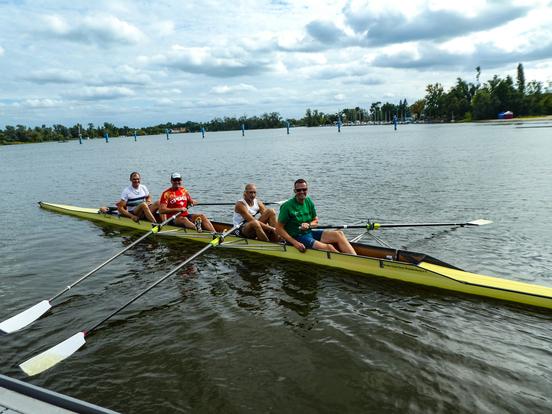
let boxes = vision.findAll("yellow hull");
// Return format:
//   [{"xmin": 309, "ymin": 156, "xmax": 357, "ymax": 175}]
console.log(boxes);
[{"xmin": 38, "ymin": 202, "xmax": 552, "ymax": 310}]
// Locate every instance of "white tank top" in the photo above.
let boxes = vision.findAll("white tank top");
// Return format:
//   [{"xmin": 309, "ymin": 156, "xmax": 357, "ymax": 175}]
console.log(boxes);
[{"xmin": 233, "ymin": 198, "xmax": 260, "ymax": 226}]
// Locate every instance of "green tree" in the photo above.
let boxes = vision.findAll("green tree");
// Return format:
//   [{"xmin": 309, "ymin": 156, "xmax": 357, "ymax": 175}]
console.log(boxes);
[
  {"xmin": 472, "ymin": 88, "xmax": 496, "ymax": 120},
  {"xmin": 380, "ymin": 103, "xmax": 396, "ymax": 122},
  {"xmin": 409, "ymin": 99, "xmax": 425, "ymax": 120},
  {"xmin": 516, "ymin": 63, "xmax": 525, "ymax": 95},
  {"xmin": 424, "ymin": 83, "xmax": 445, "ymax": 120},
  {"xmin": 103, "ymin": 122, "xmax": 119, "ymax": 137},
  {"xmin": 369, "ymin": 102, "xmax": 381, "ymax": 123}
]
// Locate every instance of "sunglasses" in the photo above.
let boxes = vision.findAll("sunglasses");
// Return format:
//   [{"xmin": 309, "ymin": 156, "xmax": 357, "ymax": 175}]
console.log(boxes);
[
  {"xmin": 295, "ymin": 188, "xmax": 308, "ymax": 192},
  {"xmin": 172, "ymin": 179, "xmax": 182, "ymax": 182}
]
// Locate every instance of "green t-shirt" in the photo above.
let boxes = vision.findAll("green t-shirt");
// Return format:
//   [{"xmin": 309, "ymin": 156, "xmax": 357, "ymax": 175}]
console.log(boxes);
[{"xmin": 278, "ymin": 196, "xmax": 317, "ymax": 238}]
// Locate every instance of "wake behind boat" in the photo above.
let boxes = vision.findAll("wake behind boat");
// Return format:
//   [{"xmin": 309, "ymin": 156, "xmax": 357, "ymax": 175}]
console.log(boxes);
[{"xmin": 34, "ymin": 202, "xmax": 552, "ymax": 310}]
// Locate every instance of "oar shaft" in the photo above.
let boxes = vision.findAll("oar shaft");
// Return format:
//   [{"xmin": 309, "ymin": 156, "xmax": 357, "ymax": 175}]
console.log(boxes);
[
  {"xmin": 86, "ymin": 225, "xmax": 239, "ymax": 335},
  {"xmin": 315, "ymin": 225, "xmax": 366, "ymax": 229},
  {"xmin": 379, "ymin": 222, "xmax": 474, "ymax": 228},
  {"xmin": 17, "ymin": 224, "xmax": 239, "ymax": 376},
  {"xmin": 49, "ymin": 212, "xmax": 181, "ymax": 302},
  {"xmin": 196, "ymin": 203, "xmax": 237, "ymax": 206},
  {"xmin": 316, "ymin": 221, "xmax": 485, "ymax": 230},
  {"xmin": 197, "ymin": 201, "xmax": 280, "ymax": 206}
]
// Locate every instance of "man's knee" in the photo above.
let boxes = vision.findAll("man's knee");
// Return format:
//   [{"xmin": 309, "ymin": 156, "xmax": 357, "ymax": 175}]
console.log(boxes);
[
  {"xmin": 329, "ymin": 230, "xmax": 346, "ymax": 240},
  {"xmin": 261, "ymin": 208, "xmax": 276, "ymax": 221}
]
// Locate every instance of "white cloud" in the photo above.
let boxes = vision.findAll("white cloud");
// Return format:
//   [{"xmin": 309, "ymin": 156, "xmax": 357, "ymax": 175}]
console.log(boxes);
[
  {"xmin": 24, "ymin": 98, "xmax": 64, "ymax": 108},
  {"xmin": 0, "ymin": 46, "xmax": 5, "ymax": 57},
  {"xmin": 25, "ymin": 69, "xmax": 82, "ymax": 84},
  {"xmin": 147, "ymin": 44, "xmax": 273, "ymax": 78},
  {"xmin": 41, "ymin": 13, "xmax": 146, "ymax": 47},
  {"xmin": 155, "ymin": 97, "xmax": 176, "ymax": 105},
  {"xmin": 68, "ymin": 86, "xmax": 136, "ymax": 100},
  {"xmin": 156, "ymin": 20, "xmax": 176, "ymax": 37},
  {"xmin": 211, "ymin": 83, "xmax": 257, "ymax": 94},
  {"xmin": 88, "ymin": 65, "xmax": 153, "ymax": 86}
]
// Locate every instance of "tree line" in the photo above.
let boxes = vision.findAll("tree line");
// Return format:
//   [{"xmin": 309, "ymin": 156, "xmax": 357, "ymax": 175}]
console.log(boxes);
[
  {"xmin": 0, "ymin": 113, "xmax": 287, "ymax": 145},
  {"xmin": 1, "ymin": 63, "xmax": 551, "ymax": 145},
  {"xmin": 412, "ymin": 64, "xmax": 552, "ymax": 121}
]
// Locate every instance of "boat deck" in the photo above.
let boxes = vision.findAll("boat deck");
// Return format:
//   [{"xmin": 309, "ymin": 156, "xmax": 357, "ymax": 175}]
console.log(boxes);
[{"xmin": 0, "ymin": 375, "xmax": 119, "ymax": 414}]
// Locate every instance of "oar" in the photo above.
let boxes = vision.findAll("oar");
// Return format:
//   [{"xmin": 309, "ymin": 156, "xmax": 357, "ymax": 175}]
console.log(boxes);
[
  {"xmin": 197, "ymin": 200, "xmax": 287, "ymax": 206},
  {"xmin": 19, "ymin": 224, "xmax": 239, "ymax": 377},
  {"xmin": 97, "ymin": 200, "xmax": 288, "ymax": 209},
  {"xmin": 0, "ymin": 213, "xmax": 182, "ymax": 335},
  {"xmin": 315, "ymin": 219, "xmax": 493, "ymax": 230}
]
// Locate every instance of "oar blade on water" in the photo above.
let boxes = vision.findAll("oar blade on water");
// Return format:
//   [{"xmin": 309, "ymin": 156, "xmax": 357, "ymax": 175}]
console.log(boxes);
[
  {"xmin": 3, "ymin": 212, "xmax": 182, "ymax": 335},
  {"xmin": 0, "ymin": 300, "xmax": 51, "ymax": 334},
  {"xmin": 19, "ymin": 332, "xmax": 86, "ymax": 376},
  {"xmin": 467, "ymin": 219, "xmax": 493, "ymax": 226},
  {"xmin": 17, "ymin": 223, "xmax": 236, "ymax": 376}
]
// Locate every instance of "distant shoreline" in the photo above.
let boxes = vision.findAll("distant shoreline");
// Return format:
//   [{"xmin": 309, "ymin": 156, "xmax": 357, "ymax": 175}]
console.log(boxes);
[{"xmin": 2, "ymin": 116, "xmax": 552, "ymax": 146}]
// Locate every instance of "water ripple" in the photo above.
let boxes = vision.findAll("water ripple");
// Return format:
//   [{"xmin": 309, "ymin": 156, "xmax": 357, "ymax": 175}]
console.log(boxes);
[{"xmin": 1, "ymin": 125, "xmax": 552, "ymax": 413}]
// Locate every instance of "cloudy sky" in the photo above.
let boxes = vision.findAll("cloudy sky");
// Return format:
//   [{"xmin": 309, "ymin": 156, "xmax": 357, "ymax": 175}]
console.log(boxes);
[{"xmin": 0, "ymin": 0, "xmax": 551, "ymax": 128}]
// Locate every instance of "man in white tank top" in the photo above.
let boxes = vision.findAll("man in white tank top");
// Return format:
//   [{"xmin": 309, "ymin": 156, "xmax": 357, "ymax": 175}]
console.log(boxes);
[{"xmin": 233, "ymin": 183, "xmax": 280, "ymax": 242}]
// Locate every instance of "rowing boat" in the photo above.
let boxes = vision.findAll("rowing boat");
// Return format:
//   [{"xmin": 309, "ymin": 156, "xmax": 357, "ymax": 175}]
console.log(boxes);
[{"xmin": 38, "ymin": 202, "xmax": 552, "ymax": 310}]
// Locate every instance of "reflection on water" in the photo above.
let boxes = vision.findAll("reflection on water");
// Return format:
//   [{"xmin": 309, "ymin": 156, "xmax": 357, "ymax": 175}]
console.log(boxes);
[{"xmin": 1, "ymin": 124, "xmax": 552, "ymax": 413}]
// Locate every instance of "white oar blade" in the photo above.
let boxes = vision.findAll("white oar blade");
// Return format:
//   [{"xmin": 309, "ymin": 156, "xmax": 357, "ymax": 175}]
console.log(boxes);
[
  {"xmin": 19, "ymin": 332, "xmax": 86, "ymax": 376},
  {"xmin": 0, "ymin": 300, "xmax": 51, "ymax": 334},
  {"xmin": 468, "ymin": 219, "xmax": 493, "ymax": 226}
]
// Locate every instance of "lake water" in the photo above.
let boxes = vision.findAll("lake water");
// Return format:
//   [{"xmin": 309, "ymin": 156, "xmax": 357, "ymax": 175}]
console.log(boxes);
[{"xmin": 1, "ymin": 123, "xmax": 552, "ymax": 413}]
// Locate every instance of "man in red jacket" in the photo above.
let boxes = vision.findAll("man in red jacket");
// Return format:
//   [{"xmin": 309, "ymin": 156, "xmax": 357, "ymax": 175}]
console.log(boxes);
[{"xmin": 158, "ymin": 173, "xmax": 215, "ymax": 232}]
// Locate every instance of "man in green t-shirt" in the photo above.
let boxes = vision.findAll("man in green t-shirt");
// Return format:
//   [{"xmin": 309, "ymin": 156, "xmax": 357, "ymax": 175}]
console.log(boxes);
[{"xmin": 276, "ymin": 179, "xmax": 356, "ymax": 254}]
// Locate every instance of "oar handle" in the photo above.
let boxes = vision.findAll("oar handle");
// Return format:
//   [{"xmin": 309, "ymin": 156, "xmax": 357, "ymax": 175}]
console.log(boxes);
[{"xmin": 313, "ymin": 224, "xmax": 373, "ymax": 230}]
